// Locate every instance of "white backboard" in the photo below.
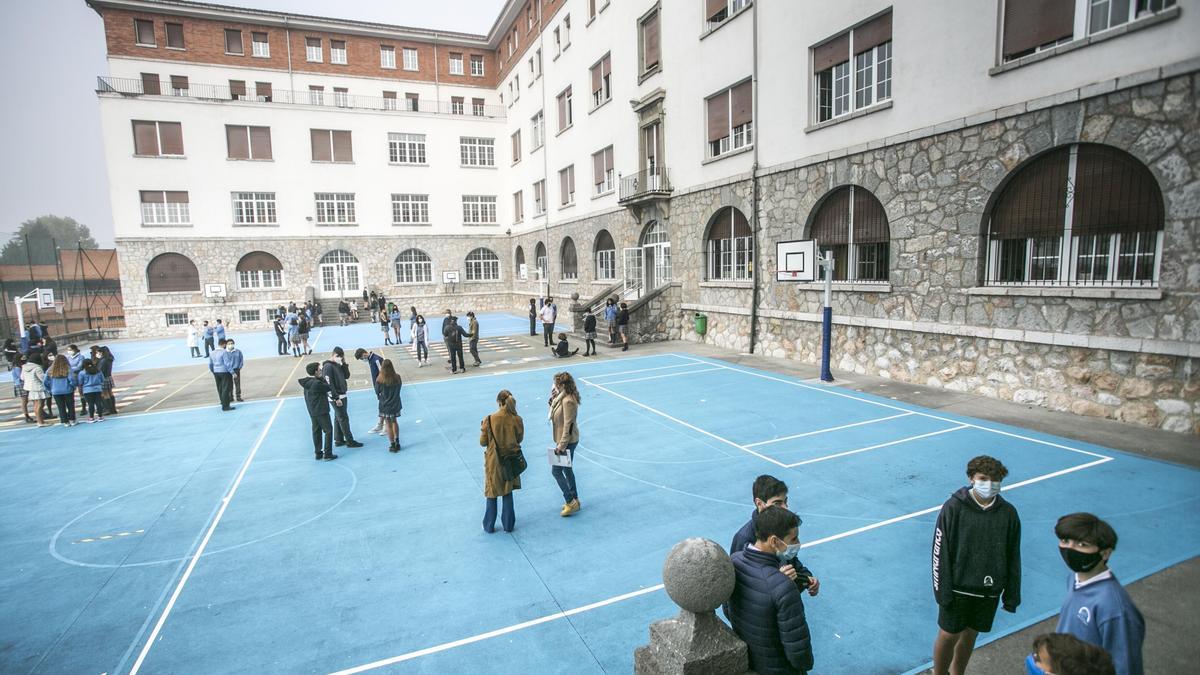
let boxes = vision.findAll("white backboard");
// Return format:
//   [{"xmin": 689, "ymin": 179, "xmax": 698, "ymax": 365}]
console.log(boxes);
[
  {"xmin": 442, "ymin": 270, "xmax": 461, "ymax": 283},
  {"xmin": 204, "ymin": 283, "xmax": 227, "ymax": 298},
  {"xmin": 776, "ymin": 240, "xmax": 817, "ymax": 282},
  {"xmin": 36, "ymin": 288, "xmax": 56, "ymax": 309}
]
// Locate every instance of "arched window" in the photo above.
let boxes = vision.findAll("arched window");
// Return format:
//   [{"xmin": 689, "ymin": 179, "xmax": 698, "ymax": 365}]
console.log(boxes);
[
  {"xmin": 705, "ymin": 207, "xmax": 753, "ymax": 280},
  {"xmin": 146, "ymin": 252, "xmax": 200, "ymax": 293},
  {"xmin": 395, "ymin": 248, "xmax": 433, "ymax": 284},
  {"xmin": 594, "ymin": 229, "xmax": 616, "ymax": 280},
  {"xmin": 640, "ymin": 220, "xmax": 669, "ymax": 246},
  {"xmin": 560, "ymin": 237, "xmax": 579, "ymax": 280},
  {"xmin": 317, "ymin": 249, "xmax": 361, "ymax": 296},
  {"xmin": 319, "ymin": 249, "xmax": 358, "ymax": 265},
  {"xmin": 807, "ymin": 186, "xmax": 889, "ymax": 282},
  {"xmin": 465, "ymin": 247, "xmax": 500, "ymax": 281},
  {"xmin": 515, "ymin": 245, "xmax": 526, "ymax": 273},
  {"xmin": 638, "ymin": 220, "xmax": 672, "ymax": 286},
  {"xmin": 534, "ymin": 241, "xmax": 547, "ymax": 278},
  {"xmin": 986, "ymin": 143, "xmax": 1163, "ymax": 286},
  {"xmin": 235, "ymin": 251, "xmax": 283, "ymax": 289}
]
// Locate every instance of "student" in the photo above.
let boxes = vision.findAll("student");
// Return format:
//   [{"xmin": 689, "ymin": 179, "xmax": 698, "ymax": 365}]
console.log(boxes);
[
  {"xmin": 338, "ymin": 300, "xmax": 350, "ymax": 326},
  {"xmin": 227, "ymin": 339, "xmax": 245, "ymax": 402},
  {"xmin": 604, "ymin": 297, "xmax": 619, "ymax": 345},
  {"xmin": 79, "ymin": 359, "xmax": 106, "ymax": 422},
  {"xmin": 582, "ymin": 311, "xmax": 597, "ymax": 356},
  {"xmin": 273, "ymin": 316, "xmax": 288, "ymax": 355},
  {"xmin": 322, "ymin": 347, "xmax": 362, "ymax": 448},
  {"xmin": 209, "ymin": 338, "xmax": 235, "ymax": 411},
  {"xmin": 97, "ymin": 345, "xmax": 118, "ymax": 415},
  {"xmin": 22, "ymin": 355, "xmax": 50, "ymax": 427},
  {"xmin": 298, "ymin": 313, "xmax": 312, "ymax": 355},
  {"xmin": 730, "ymin": 475, "xmax": 820, "ymax": 598},
  {"xmin": 540, "ymin": 297, "xmax": 557, "ymax": 347},
  {"xmin": 186, "ymin": 320, "xmax": 201, "ymax": 358},
  {"xmin": 413, "ymin": 315, "xmax": 429, "ymax": 366},
  {"xmin": 380, "ymin": 311, "xmax": 393, "ymax": 346},
  {"xmin": 1024, "ymin": 513, "xmax": 1143, "ymax": 675},
  {"xmin": 376, "ymin": 359, "xmax": 403, "ymax": 453},
  {"xmin": 528, "ymin": 298, "xmax": 538, "ymax": 337},
  {"xmin": 202, "ymin": 321, "xmax": 215, "ymax": 357},
  {"xmin": 479, "ymin": 389, "xmax": 523, "ymax": 533},
  {"xmin": 299, "ymin": 362, "xmax": 337, "ymax": 461},
  {"xmin": 549, "ymin": 371, "xmax": 581, "ymax": 516},
  {"xmin": 214, "ymin": 318, "xmax": 227, "ymax": 344},
  {"xmin": 443, "ymin": 314, "xmax": 468, "ymax": 374},
  {"xmin": 551, "ymin": 333, "xmax": 579, "ymax": 358},
  {"xmin": 728, "ymin": 505, "xmax": 815, "ymax": 675},
  {"xmin": 288, "ymin": 318, "xmax": 301, "ymax": 357},
  {"xmin": 1031, "ymin": 633, "xmax": 1116, "ymax": 675},
  {"xmin": 11, "ymin": 355, "xmax": 32, "ymax": 423},
  {"xmin": 390, "ymin": 305, "xmax": 404, "ymax": 344},
  {"xmin": 616, "ymin": 302, "xmax": 630, "ymax": 351},
  {"xmin": 408, "ymin": 305, "xmax": 418, "ymax": 343},
  {"xmin": 46, "ymin": 355, "xmax": 78, "ymax": 427},
  {"xmin": 350, "ymin": 299, "xmax": 359, "ymax": 321},
  {"xmin": 313, "ymin": 301, "xmax": 323, "ymax": 325},
  {"xmin": 467, "ymin": 311, "xmax": 482, "ymax": 367},
  {"xmin": 932, "ymin": 455, "xmax": 1021, "ymax": 675},
  {"xmin": 355, "ymin": 347, "xmax": 386, "ymax": 436}
]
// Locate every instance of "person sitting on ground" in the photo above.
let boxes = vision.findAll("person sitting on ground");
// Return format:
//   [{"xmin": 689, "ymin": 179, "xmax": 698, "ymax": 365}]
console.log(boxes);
[
  {"xmin": 551, "ymin": 333, "xmax": 579, "ymax": 358},
  {"xmin": 1030, "ymin": 632, "xmax": 1115, "ymax": 675}
]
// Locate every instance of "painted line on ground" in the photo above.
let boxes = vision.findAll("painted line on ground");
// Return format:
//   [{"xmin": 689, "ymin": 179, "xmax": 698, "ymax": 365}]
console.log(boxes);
[
  {"xmin": 745, "ymin": 412, "xmax": 916, "ymax": 447},
  {"xmin": 596, "ymin": 366, "xmax": 724, "ymax": 386},
  {"xmin": 121, "ymin": 344, "xmax": 174, "ymax": 366},
  {"xmin": 274, "ymin": 327, "xmax": 325, "ymax": 398},
  {"xmin": 128, "ymin": 398, "xmax": 285, "ymax": 675},
  {"xmin": 785, "ymin": 424, "xmax": 970, "ymax": 467},
  {"xmin": 581, "ymin": 361, "xmax": 702, "ymax": 380},
  {"xmin": 144, "ymin": 370, "xmax": 211, "ymax": 412}
]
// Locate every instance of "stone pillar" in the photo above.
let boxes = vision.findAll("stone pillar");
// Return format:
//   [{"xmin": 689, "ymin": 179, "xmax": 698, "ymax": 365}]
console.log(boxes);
[
  {"xmin": 568, "ymin": 291, "xmax": 585, "ymax": 333},
  {"xmin": 634, "ymin": 538, "xmax": 753, "ymax": 675}
]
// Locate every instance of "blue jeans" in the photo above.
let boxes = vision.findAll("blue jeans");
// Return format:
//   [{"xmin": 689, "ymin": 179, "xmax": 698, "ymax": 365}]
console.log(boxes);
[
  {"xmin": 483, "ymin": 493, "xmax": 515, "ymax": 533},
  {"xmin": 1024, "ymin": 654, "xmax": 1044, "ymax": 675},
  {"xmin": 552, "ymin": 443, "xmax": 578, "ymax": 502}
]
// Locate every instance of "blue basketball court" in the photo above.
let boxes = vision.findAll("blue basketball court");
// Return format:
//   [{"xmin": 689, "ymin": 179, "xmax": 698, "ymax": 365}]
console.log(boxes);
[{"xmin": 2, "ymin": 353, "xmax": 1197, "ymax": 673}]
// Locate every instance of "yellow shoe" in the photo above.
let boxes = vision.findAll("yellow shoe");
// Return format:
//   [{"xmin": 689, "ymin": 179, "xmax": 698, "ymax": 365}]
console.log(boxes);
[
  {"xmin": 560, "ymin": 502, "xmax": 573, "ymax": 517},
  {"xmin": 570, "ymin": 498, "xmax": 581, "ymax": 513}
]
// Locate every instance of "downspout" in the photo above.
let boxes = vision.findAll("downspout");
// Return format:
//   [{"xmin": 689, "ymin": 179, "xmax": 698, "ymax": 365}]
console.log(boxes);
[
  {"xmin": 748, "ymin": 0, "xmax": 761, "ymax": 354},
  {"xmin": 284, "ymin": 18, "xmax": 293, "ymax": 93},
  {"xmin": 433, "ymin": 35, "xmax": 441, "ymax": 106},
  {"xmin": 538, "ymin": 1, "xmax": 551, "ymax": 301}
]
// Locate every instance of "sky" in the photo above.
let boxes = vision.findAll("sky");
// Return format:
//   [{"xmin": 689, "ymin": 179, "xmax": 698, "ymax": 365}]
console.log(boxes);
[{"xmin": 0, "ymin": 0, "xmax": 507, "ymax": 247}]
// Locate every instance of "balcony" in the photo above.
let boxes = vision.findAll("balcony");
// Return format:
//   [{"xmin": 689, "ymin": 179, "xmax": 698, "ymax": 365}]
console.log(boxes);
[
  {"xmin": 618, "ymin": 166, "xmax": 672, "ymax": 205},
  {"xmin": 95, "ymin": 76, "xmax": 507, "ymax": 120}
]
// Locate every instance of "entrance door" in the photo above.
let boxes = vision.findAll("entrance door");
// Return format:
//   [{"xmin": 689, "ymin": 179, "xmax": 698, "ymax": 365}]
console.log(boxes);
[
  {"xmin": 317, "ymin": 250, "xmax": 362, "ymax": 299},
  {"xmin": 643, "ymin": 243, "xmax": 672, "ymax": 290},
  {"xmin": 643, "ymin": 123, "xmax": 661, "ymax": 191},
  {"xmin": 622, "ymin": 247, "xmax": 643, "ymax": 299}
]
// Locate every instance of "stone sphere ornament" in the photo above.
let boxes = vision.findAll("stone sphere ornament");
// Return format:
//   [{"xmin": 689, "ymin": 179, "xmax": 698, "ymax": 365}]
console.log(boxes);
[
  {"xmin": 661, "ymin": 537, "xmax": 735, "ymax": 613},
  {"xmin": 571, "ymin": 291, "xmax": 580, "ymax": 301}
]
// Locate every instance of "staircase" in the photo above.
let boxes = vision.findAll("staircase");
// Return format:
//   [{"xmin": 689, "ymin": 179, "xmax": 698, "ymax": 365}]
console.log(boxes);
[{"xmin": 570, "ymin": 280, "xmax": 644, "ymax": 348}]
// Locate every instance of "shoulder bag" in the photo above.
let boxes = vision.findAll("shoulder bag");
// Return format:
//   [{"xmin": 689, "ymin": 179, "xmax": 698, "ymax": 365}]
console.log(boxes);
[{"xmin": 487, "ymin": 416, "xmax": 528, "ymax": 482}]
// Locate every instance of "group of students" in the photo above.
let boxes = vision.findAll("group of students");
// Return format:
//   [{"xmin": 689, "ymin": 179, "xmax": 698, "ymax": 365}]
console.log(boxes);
[
  {"xmin": 269, "ymin": 302, "xmax": 319, "ymax": 357},
  {"xmin": 526, "ymin": 296, "xmax": 632, "ymax": 359},
  {"xmin": 185, "ymin": 318, "xmax": 233, "ymax": 358},
  {"xmin": 9, "ymin": 342, "xmax": 118, "ymax": 426},
  {"xmin": 725, "ymin": 459, "xmax": 1143, "ymax": 675}
]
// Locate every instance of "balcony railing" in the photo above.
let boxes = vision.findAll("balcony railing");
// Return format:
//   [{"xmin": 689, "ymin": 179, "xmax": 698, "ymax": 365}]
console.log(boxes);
[
  {"xmin": 619, "ymin": 166, "xmax": 672, "ymax": 202},
  {"xmin": 96, "ymin": 76, "xmax": 507, "ymax": 119}
]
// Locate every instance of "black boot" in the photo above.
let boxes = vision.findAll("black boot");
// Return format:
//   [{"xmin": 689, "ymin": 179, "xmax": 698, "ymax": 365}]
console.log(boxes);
[
  {"xmin": 315, "ymin": 451, "xmax": 324, "ymax": 461},
  {"xmin": 389, "ymin": 440, "xmax": 400, "ymax": 453},
  {"xmin": 323, "ymin": 451, "xmax": 339, "ymax": 460}
]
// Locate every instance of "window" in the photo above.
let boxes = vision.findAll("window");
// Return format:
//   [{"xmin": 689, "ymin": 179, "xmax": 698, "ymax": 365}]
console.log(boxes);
[
  {"xmin": 594, "ymin": 229, "xmax": 616, "ymax": 280},
  {"xmin": 527, "ymin": 4, "xmax": 535, "ymax": 31},
  {"xmin": 472, "ymin": 98, "xmax": 486, "ymax": 116},
  {"xmin": 461, "ymin": 137, "xmax": 495, "ymax": 167},
  {"xmin": 381, "ymin": 45, "xmax": 396, "ymax": 69},
  {"xmin": 405, "ymin": 92, "xmax": 419, "ymax": 111},
  {"xmin": 514, "ymin": 74, "xmax": 521, "ymax": 99},
  {"xmin": 224, "ymin": 29, "xmax": 243, "ymax": 55},
  {"xmin": 533, "ymin": 180, "xmax": 546, "ymax": 215},
  {"xmin": 236, "ymin": 251, "xmax": 283, "ymax": 289},
  {"xmin": 305, "ymin": 37, "xmax": 322, "ymax": 62},
  {"xmin": 535, "ymin": 242, "xmax": 547, "ymax": 277},
  {"xmin": 147, "ymin": 253, "xmax": 199, "ymax": 292},
  {"xmin": 462, "ymin": 196, "xmax": 498, "ymax": 224},
  {"xmin": 449, "ymin": 52, "xmax": 464, "ymax": 75},
  {"xmin": 232, "ymin": 192, "xmax": 277, "ymax": 224},
  {"xmin": 513, "ymin": 191, "xmax": 524, "ymax": 222},
  {"xmin": 170, "ymin": 75, "xmax": 189, "ymax": 96},
  {"xmin": 166, "ymin": 312, "xmax": 189, "ymax": 326},
  {"xmin": 559, "ymin": 165, "xmax": 575, "ymax": 206},
  {"xmin": 640, "ymin": 9, "xmax": 661, "ymax": 73},
  {"xmin": 1087, "ymin": 0, "xmax": 1175, "ymax": 33},
  {"xmin": 140, "ymin": 72, "xmax": 160, "ymax": 95},
  {"xmin": 808, "ymin": 185, "xmax": 890, "ymax": 282},
  {"xmin": 813, "ymin": 11, "xmax": 892, "ymax": 124},
  {"xmin": 470, "ymin": 54, "xmax": 485, "ymax": 76},
  {"xmin": 132, "ymin": 120, "xmax": 184, "ymax": 157},
  {"xmin": 333, "ymin": 87, "xmax": 349, "ymax": 107},
  {"xmin": 563, "ymin": 15, "xmax": 571, "ymax": 46},
  {"xmin": 560, "ymin": 237, "xmax": 579, "ymax": 280},
  {"xmin": 230, "ymin": 79, "xmax": 246, "ymax": 100},
  {"xmin": 395, "ymin": 249, "xmax": 433, "ymax": 283},
  {"xmin": 388, "ymin": 133, "xmax": 426, "ymax": 164},
  {"xmin": 590, "ymin": 54, "xmax": 612, "ymax": 108},
  {"xmin": 706, "ymin": 0, "xmax": 750, "ymax": 30},
  {"xmin": 588, "ymin": 0, "xmax": 598, "ymax": 21},
  {"xmin": 256, "ymin": 81, "xmax": 272, "ymax": 101},
  {"xmin": 707, "ymin": 80, "xmax": 753, "ymax": 158},
  {"xmin": 557, "ymin": 87, "xmax": 573, "ymax": 131},
  {"xmin": 985, "ymin": 144, "xmax": 1163, "ymax": 286},
  {"xmin": 225, "ymin": 125, "xmax": 272, "ymax": 160},
  {"xmin": 1001, "ymin": 0, "xmax": 1075, "ymax": 60},
  {"xmin": 391, "ymin": 194, "xmax": 430, "ymax": 224},
  {"xmin": 554, "ymin": 27, "xmax": 562, "ymax": 56},
  {"xmin": 238, "ymin": 310, "xmax": 261, "ymax": 323},
  {"xmin": 330, "ymin": 40, "xmax": 347, "ymax": 65},
  {"xmin": 166, "ymin": 23, "xmax": 184, "ymax": 49},
  {"xmin": 531, "ymin": 111, "xmax": 544, "ymax": 149},
  {"xmin": 134, "ymin": 19, "xmax": 156, "ymax": 46},
  {"xmin": 534, "ymin": 49, "xmax": 543, "ymax": 79},
  {"xmin": 314, "ymin": 193, "xmax": 356, "ymax": 224},
  {"xmin": 308, "ymin": 85, "xmax": 324, "ymax": 106},
  {"xmin": 310, "ymin": 129, "xmax": 353, "ymax": 162},
  {"xmin": 465, "ymin": 248, "xmax": 500, "ymax": 281},
  {"xmin": 706, "ymin": 207, "xmax": 753, "ymax": 280},
  {"xmin": 252, "ymin": 32, "xmax": 269, "ymax": 57},
  {"xmin": 451, "ymin": 96, "xmax": 464, "ymax": 115},
  {"xmin": 402, "ymin": 47, "xmax": 418, "ymax": 71},
  {"xmin": 140, "ymin": 191, "xmax": 190, "ymax": 225},
  {"xmin": 515, "ymin": 245, "xmax": 526, "ymax": 274},
  {"xmin": 383, "ymin": 91, "xmax": 397, "ymax": 110},
  {"xmin": 592, "ymin": 146, "xmax": 615, "ymax": 195},
  {"xmin": 511, "ymin": 130, "xmax": 522, "ymax": 164}
]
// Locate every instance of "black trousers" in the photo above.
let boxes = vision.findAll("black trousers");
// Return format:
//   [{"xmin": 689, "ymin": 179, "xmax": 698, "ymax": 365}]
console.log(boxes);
[
  {"xmin": 469, "ymin": 338, "xmax": 480, "ymax": 365},
  {"xmin": 53, "ymin": 393, "xmax": 76, "ymax": 424},
  {"xmin": 276, "ymin": 334, "xmax": 288, "ymax": 355},
  {"xmin": 213, "ymin": 372, "xmax": 233, "ymax": 409},
  {"xmin": 448, "ymin": 343, "xmax": 466, "ymax": 372},
  {"xmin": 332, "ymin": 400, "xmax": 354, "ymax": 443},
  {"xmin": 529, "ymin": 315, "xmax": 537, "ymax": 336},
  {"xmin": 232, "ymin": 369, "xmax": 242, "ymax": 400},
  {"xmin": 204, "ymin": 338, "xmax": 214, "ymax": 356},
  {"xmin": 543, "ymin": 322, "xmax": 555, "ymax": 346},
  {"xmin": 311, "ymin": 413, "xmax": 333, "ymax": 454}
]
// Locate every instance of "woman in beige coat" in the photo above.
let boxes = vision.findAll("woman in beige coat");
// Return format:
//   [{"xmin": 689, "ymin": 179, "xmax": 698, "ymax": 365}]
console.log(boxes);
[
  {"xmin": 549, "ymin": 372, "xmax": 582, "ymax": 516},
  {"xmin": 480, "ymin": 389, "xmax": 523, "ymax": 533}
]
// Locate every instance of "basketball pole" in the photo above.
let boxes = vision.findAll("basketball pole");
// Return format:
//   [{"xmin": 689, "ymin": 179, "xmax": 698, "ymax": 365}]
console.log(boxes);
[{"xmin": 819, "ymin": 253, "xmax": 834, "ymax": 382}]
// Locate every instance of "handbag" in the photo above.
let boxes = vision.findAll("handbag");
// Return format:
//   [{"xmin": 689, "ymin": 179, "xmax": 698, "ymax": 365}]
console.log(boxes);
[{"xmin": 487, "ymin": 417, "xmax": 527, "ymax": 482}]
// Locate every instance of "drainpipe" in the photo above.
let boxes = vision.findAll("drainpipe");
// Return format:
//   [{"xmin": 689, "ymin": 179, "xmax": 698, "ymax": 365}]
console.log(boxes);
[
  {"xmin": 747, "ymin": 0, "xmax": 761, "ymax": 354},
  {"xmin": 433, "ymin": 34, "xmax": 441, "ymax": 106},
  {"xmin": 538, "ymin": 2, "xmax": 552, "ymax": 302},
  {"xmin": 284, "ymin": 18, "xmax": 293, "ymax": 93}
]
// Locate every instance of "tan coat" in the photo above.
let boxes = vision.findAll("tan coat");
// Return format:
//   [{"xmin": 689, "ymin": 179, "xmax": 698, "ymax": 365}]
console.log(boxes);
[
  {"xmin": 480, "ymin": 408, "xmax": 524, "ymax": 497},
  {"xmin": 550, "ymin": 393, "xmax": 580, "ymax": 448}
]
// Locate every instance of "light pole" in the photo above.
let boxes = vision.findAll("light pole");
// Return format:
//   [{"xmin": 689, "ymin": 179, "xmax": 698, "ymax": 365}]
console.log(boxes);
[{"xmin": 819, "ymin": 252, "xmax": 834, "ymax": 383}]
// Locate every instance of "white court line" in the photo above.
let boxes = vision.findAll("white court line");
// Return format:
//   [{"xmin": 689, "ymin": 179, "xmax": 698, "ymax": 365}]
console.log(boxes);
[
  {"xmin": 597, "ymin": 367, "xmax": 724, "ymax": 386},
  {"xmin": 128, "ymin": 398, "xmax": 285, "ymax": 675},
  {"xmin": 583, "ymin": 361, "xmax": 705, "ymax": 380},
  {"xmin": 745, "ymin": 412, "xmax": 915, "ymax": 447},
  {"xmin": 274, "ymin": 327, "xmax": 326, "ymax": 398},
  {"xmin": 145, "ymin": 370, "xmax": 211, "ymax": 412},
  {"xmin": 787, "ymin": 425, "xmax": 970, "ymax": 467},
  {"xmin": 120, "ymin": 344, "xmax": 174, "ymax": 366},
  {"xmin": 332, "ymin": 455, "xmax": 1113, "ymax": 674},
  {"xmin": 672, "ymin": 355, "xmax": 1112, "ymax": 461}
]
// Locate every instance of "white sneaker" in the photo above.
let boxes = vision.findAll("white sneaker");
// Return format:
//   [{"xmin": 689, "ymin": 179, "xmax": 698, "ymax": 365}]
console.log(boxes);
[
  {"xmin": 376, "ymin": 428, "xmax": 388, "ymax": 436},
  {"xmin": 368, "ymin": 425, "xmax": 383, "ymax": 435}
]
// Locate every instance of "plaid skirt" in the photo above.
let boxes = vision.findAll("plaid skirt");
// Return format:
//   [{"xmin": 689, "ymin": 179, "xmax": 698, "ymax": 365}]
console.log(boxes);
[
  {"xmin": 103, "ymin": 376, "xmax": 115, "ymax": 391},
  {"xmin": 27, "ymin": 389, "xmax": 49, "ymax": 401},
  {"xmin": 14, "ymin": 383, "xmax": 27, "ymax": 397},
  {"xmin": 584, "ymin": 331, "xmax": 597, "ymax": 339}
]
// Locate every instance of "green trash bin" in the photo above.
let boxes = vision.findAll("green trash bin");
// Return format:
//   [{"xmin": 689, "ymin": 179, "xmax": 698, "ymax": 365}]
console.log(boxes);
[{"xmin": 694, "ymin": 312, "xmax": 707, "ymax": 336}]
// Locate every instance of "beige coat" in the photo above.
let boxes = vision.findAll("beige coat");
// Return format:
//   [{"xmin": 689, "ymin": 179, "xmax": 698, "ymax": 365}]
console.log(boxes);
[
  {"xmin": 550, "ymin": 393, "xmax": 580, "ymax": 447},
  {"xmin": 480, "ymin": 409, "xmax": 524, "ymax": 497}
]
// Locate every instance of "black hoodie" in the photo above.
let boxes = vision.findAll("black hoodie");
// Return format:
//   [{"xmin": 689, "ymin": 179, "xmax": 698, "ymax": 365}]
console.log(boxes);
[
  {"xmin": 932, "ymin": 486, "xmax": 1021, "ymax": 610},
  {"xmin": 298, "ymin": 376, "xmax": 331, "ymax": 417},
  {"xmin": 321, "ymin": 358, "xmax": 349, "ymax": 402}
]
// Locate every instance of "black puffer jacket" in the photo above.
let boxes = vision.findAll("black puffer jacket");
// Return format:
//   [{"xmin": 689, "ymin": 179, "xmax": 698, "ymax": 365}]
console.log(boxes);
[
  {"xmin": 321, "ymin": 359, "xmax": 349, "ymax": 402},
  {"xmin": 932, "ymin": 486, "xmax": 1021, "ymax": 610},
  {"xmin": 728, "ymin": 547, "xmax": 813, "ymax": 675},
  {"xmin": 299, "ymin": 376, "xmax": 331, "ymax": 417}
]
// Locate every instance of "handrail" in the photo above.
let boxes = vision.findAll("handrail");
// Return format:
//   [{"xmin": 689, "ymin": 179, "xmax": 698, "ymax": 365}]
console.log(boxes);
[{"xmin": 619, "ymin": 166, "xmax": 672, "ymax": 201}]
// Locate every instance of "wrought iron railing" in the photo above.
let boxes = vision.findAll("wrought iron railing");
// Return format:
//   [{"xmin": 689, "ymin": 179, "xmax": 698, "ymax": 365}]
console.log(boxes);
[{"xmin": 619, "ymin": 167, "xmax": 672, "ymax": 201}]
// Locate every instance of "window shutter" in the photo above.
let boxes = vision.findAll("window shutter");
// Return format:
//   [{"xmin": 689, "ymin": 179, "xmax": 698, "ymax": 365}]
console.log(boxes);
[
  {"xmin": 812, "ymin": 188, "xmax": 852, "ymax": 245},
  {"xmin": 256, "ymin": 81, "xmax": 272, "ymax": 99},
  {"xmin": 591, "ymin": 62, "xmax": 603, "ymax": 95},
  {"xmin": 226, "ymin": 125, "xmax": 250, "ymax": 159},
  {"xmin": 1071, "ymin": 145, "xmax": 1164, "ymax": 235},
  {"xmin": 851, "ymin": 187, "xmax": 889, "ymax": 243},
  {"xmin": 1002, "ymin": 0, "xmax": 1075, "ymax": 59},
  {"xmin": 171, "ymin": 75, "xmax": 188, "ymax": 91},
  {"xmin": 604, "ymin": 147, "xmax": 613, "ymax": 174},
  {"xmin": 705, "ymin": 0, "xmax": 727, "ymax": 22},
  {"xmin": 140, "ymin": 190, "xmax": 164, "ymax": 204},
  {"xmin": 249, "ymin": 126, "xmax": 272, "ymax": 159},
  {"xmin": 311, "ymin": 129, "xmax": 331, "ymax": 161},
  {"xmin": 644, "ymin": 11, "xmax": 661, "ymax": 67},
  {"xmin": 813, "ymin": 33, "xmax": 850, "ymax": 72},
  {"xmin": 558, "ymin": 93, "xmax": 567, "ymax": 129},
  {"xmin": 140, "ymin": 73, "xmax": 160, "ymax": 95},
  {"xmin": 560, "ymin": 169, "xmax": 570, "ymax": 203},
  {"xmin": 165, "ymin": 191, "xmax": 189, "ymax": 203},
  {"xmin": 707, "ymin": 91, "xmax": 730, "ymax": 142},
  {"xmin": 166, "ymin": 23, "xmax": 184, "ymax": 48},
  {"xmin": 332, "ymin": 130, "xmax": 353, "ymax": 162},
  {"xmin": 229, "ymin": 80, "xmax": 246, "ymax": 98},
  {"xmin": 452, "ymin": 95, "xmax": 464, "ymax": 109},
  {"xmin": 147, "ymin": 253, "xmax": 200, "ymax": 293},
  {"xmin": 990, "ymin": 147, "xmax": 1070, "ymax": 238},
  {"xmin": 853, "ymin": 11, "xmax": 892, "ymax": 53},
  {"xmin": 568, "ymin": 165, "xmax": 575, "ymax": 194},
  {"xmin": 237, "ymin": 252, "xmax": 282, "ymax": 272},
  {"xmin": 472, "ymin": 97, "xmax": 484, "ymax": 112},
  {"xmin": 731, "ymin": 80, "xmax": 753, "ymax": 128},
  {"xmin": 135, "ymin": 19, "xmax": 155, "ymax": 45},
  {"xmin": 593, "ymin": 151, "xmax": 605, "ymax": 186},
  {"xmin": 133, "ymin": 121, "xmax": 159, "ymax": 155},
  {"xmin": 602, "ymin": 54, "xmax": 611, "ymax": 80},
  {"xmin": 731, "ymin": 208, "xmax": 751, "ymax": 238},
  {"xmin": 383, "ymin": 90, "xmax": 397, "ymax": 100},
  {"xmin": 159, "ymin": 122, "xmax": 184, "ymax": 155},
  {"xmin": 224, "ymin": 29, "xmax": 242, "ymax": 54}
]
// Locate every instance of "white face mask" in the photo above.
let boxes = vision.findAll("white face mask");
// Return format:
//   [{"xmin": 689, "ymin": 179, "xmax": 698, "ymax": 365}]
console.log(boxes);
[
  {"xmin": 226, "ymin": 345, "xmax": 235, "ymax": 351},
  {"xmin": 973, "ymin": 480, "xmax": 1001, "ymax": 499},
  {"xmin": 776, "ymin": 539, "xmax": 803, "ymax": 561}
]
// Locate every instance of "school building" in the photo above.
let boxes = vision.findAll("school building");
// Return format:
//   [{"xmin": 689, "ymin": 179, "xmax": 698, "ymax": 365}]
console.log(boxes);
[{"xmin": 87, "ymin": 0, "xmax": 1199, "ymax": 433}]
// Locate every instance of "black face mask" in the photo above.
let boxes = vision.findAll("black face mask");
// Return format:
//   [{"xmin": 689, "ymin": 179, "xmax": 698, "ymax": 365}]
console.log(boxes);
[{"xmin": 1059, "ymin": 546, "xmax": 1104, "ymax": 573}]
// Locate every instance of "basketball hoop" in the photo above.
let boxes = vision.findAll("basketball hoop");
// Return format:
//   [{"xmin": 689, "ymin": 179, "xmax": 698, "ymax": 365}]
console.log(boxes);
[{"xmin": 204, "ymin": 283, "xmax": 228, "ymax": 303}]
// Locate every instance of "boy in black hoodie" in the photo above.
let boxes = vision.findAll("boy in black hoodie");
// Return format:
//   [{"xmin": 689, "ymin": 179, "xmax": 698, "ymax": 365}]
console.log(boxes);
[
  {"xmin": 299, "ymin": 362, "xmax": 337, "ymax": 461},
  {"xmin": 932, "ymin": 455, "xmax": 1021, "ymax": 675},
  {"xmin": 321, "ymin": 347, "xmax": 362, "ymax": 448}
]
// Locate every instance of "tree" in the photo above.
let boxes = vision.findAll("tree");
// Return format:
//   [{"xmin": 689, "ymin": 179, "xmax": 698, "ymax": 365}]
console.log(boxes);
[{"xmin": 0, "ymin": 215, "xmax": 99, "ymax": 265}]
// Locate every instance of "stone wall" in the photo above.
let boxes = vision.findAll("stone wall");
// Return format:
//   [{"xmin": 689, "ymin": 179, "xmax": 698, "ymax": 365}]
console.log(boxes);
[{"xmin": 627, "ymin": 283, "xmax": 684, "ymax": 344}]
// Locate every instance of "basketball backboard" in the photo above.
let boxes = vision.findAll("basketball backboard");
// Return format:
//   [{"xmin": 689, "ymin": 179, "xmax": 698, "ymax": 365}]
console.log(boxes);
[
  {"xmin": 776, "ymin": 240, "xmax": 817, "ymax": 282},
  {"xmin": 36, "ymin": 288, "xmax": 56, "ymax": 309}
]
